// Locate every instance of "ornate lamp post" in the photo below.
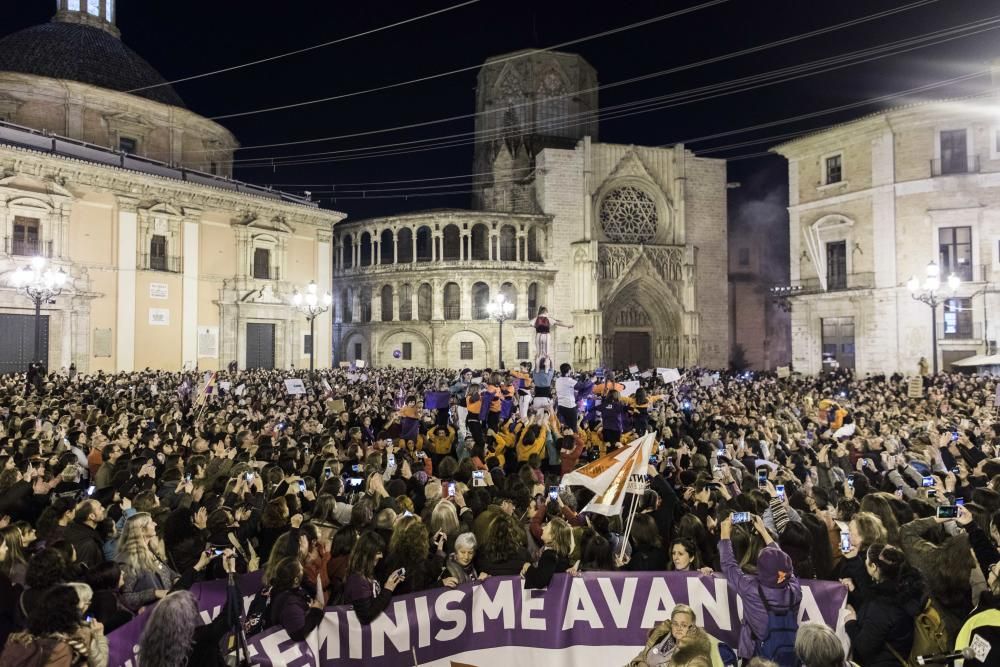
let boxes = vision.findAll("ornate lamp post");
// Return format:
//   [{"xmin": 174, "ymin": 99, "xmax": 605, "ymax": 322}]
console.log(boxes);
[
  {"xmin": 486, "ymin": 293, "xmax": 515, "ymax": 369},
  {"xmin": 291, "ymin": 280, "xmax": 332, "ymax": 372},
  {"xmin": 9, "ymin": 257, "xmax": 67, "ymax": 365},
  {"xmin": 907, "ymin": 261, "xmax": 960, "ymax": 375}
]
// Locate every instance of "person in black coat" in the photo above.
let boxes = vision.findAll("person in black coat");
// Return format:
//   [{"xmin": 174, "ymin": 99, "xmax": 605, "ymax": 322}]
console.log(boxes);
[
  {"xmin": 522, "ymin": 517, "xmax": 574, "ymax": 588},
  {"xmin": 137, "ymin": 550, "xmax": 240, "ymax": 667},
  {"xmin": 267, "ymin": 557, "xmax": 324, "ymax": 641},
  {"xmin": 844, "ymin": 543, "xmax": 925, "ymax": 667},
  {"xmin": 61, "ymin": 501, "xmax": 107, "ymax": 572},
  {"xmin": 623, "ymin": 514, "xmax": 668, "ymax": 571}
]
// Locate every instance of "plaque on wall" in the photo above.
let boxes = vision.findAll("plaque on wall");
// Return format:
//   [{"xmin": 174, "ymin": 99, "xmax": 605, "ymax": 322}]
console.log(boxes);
[
  {"xmin": 93, "ymin": 328, "xmax": 112, "ymax": 357},
  {"xmin": 149, "ymin": 283, "xmax": 168, "ymax": 299},
  {"xmin": 149, "ymin": 308, "xmax": 169, "ymax": 326},
  {"xmin": 198, "ymin": 326, "xmax": 219, "ymax": 357}
]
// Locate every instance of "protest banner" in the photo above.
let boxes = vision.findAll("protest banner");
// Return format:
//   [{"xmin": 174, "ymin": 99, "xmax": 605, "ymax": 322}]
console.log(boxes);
[{"xmin": 107, "ymin": 572, "xmax": 846, "ymax": 667}]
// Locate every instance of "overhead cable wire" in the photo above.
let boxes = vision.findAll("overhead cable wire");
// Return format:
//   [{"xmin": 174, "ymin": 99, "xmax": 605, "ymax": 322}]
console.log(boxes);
[
  {"xmin": 207, "ymin": 0, "xmax": 733, "ymax": 121},
  {"xmin": 127, "ymin": 0, "xmax": 482, "ymax": 92},
  {"xmin": 211, "ymin": 0, "xmax": 940, "ymax": 149},
  {"xmin": 231, "ymin": 18, "xmax": 1000, "ymax": 170}
]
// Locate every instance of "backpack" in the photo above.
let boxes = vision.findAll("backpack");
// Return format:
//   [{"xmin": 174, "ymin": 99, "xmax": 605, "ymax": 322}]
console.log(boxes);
[
  {"xmin": 887, "ymin": 599, "xmax": 949, "ymax": 666},
  {"xmin": 753, "ymin": 583, "xmax": 800, "ymax": 667},
  {"xmin": 242, "ymin": 585, "xmax": 272, "ymax": 638}
]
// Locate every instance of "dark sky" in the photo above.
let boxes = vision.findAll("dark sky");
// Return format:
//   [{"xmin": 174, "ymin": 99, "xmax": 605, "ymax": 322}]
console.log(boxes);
[{"xmin": 5, "ymin": 0, "xmax": 1000, "ymax": 219}]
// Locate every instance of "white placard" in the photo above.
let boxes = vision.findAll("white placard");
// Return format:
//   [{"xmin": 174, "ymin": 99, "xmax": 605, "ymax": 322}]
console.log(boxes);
[
  {"xmin": 621, "ymin": 381, "xmax": 641, "ymax": 397},
  {"xmin": 908, "ymin": 376, "xmax": 924, "ymax": 399},
  {"xmin": 777, "ymin": 366, "xmax": 790, "ymax": 379},
  {"xmin": 284, "ymin": 379, "xmax": 306, "ymax": 395},
  {"xmin": 640, "ymin": 370, "xmax": 653, "ymax": 378},
  {"xmin": 234, "ymin": 384, "xmax": 247, "ymax": 396},
  {"xmin": 149, "ymin": 308, "xmax": 170, "ymax": 326},
  {"xmin": 355, "ymin": 360, "xmax": 366, "ymax": 368},
  {"xmin": 149, "ymin": 283, "xmax": 168, "ymax": 299},
  {"xmin": 218, "ymin": 381, "xmax": 232, "ymax": 392},
  {"xmin": 198, "ymin": 327, "xmax": 219, "ymax": 357},
  {"xmin": 657, "ymin": 368, "xmax": 681, "ymax": 383},
  {"xmin": 700, "ymin": 374, "xmax": 717, "ymax": 388},
  {"xmin": 628, "ymin": 365, "xmax": 639, "ymax": 375}
]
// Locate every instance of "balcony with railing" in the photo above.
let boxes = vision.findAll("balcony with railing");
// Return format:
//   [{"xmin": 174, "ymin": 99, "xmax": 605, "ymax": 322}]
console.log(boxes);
[
  {"xmin": 931, "ymin": 154, "xmax": 980, "ymax": 177},
  {"xmin": 785, "ymin": 271, "xmax": 876, "ymax": 296},
  {"xmin": 137, "ymin": 253, "xmax": 183, "ymax": 273},
  {"xmin": 938, "ymin": 321, "xmax": 983, "ymax": 341},
  {"xmin": 5, "ymin": 237, "xmax": 54, "ymax": 258}
]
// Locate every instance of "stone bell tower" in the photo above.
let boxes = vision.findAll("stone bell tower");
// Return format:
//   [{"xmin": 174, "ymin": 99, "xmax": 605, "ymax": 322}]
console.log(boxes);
[{"xmin": 472, "ymin": 50, "xmax": 599, "ymax": 213}]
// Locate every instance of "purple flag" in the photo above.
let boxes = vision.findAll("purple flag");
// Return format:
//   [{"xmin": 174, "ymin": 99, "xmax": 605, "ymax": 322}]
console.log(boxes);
[
  {"xmin": 423, "ymin": 391, "xmax": 450, "ymax": 410},
  {"xmin": 479, "ymin": 391, "xmax": 494, "ymax": 421}
]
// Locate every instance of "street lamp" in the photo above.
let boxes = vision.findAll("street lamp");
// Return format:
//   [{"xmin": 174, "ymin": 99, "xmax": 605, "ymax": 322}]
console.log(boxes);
[
  {"xmin": 9, "ymin": 256, "xmax": 68, "ymax": 365},
  {"xmin": 291, "ymin": 280, "xmax": 332, "ymax": 372},
  {"xmin": 907, "ymin": 261, "xmax": 961, "ymax": 375},
  {"xmin": 486, "ymin": 292, "xmax": 515, "ymax": 369}
]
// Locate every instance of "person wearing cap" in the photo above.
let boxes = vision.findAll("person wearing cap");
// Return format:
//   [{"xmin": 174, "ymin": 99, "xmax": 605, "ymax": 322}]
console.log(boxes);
[{"xmin": 719, "ymin": 513, "xmax": 801, "ymax": 661}]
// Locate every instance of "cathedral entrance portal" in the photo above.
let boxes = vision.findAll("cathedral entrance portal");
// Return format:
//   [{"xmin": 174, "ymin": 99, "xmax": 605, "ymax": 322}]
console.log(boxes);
[{"xmin": 613, "ymin": 332, "xmax": 651, "ymax": 370}]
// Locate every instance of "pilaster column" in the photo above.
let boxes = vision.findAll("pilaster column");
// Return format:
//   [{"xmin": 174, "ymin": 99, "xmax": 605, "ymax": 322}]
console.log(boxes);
[
  {"xmin": 372, "ymin": 289, "xmax": 382, "ymax": 322},
  {"xmin": 373, "ymin": 237, "xmax": 380, "ymax": 265},
  {"xmin": 517, "ymin": 233, "xmax": 525, "ymax": 262},
  {"xmin": 393, "ymin": 231, "xmax": 399, "ymax": 264},
  {"xmin": 392, "ymin": 282, "xmax": 400, "ymax": 321},
  {"xmin": 432, "ymin": 279, "xmax": 443, "ymax": 320},
  {"xmin": 411, "ymin": 228, "xmax": 417, "ymax": 263},
  {"xmin": 460, "ymin": 233, "xmax": 468, "ymax": 261},
  {"xmin": 460, "ymin": 278, "xmax": 471, "ymax": 320},
  {"xmin": 410, "ymin": 287, "xmax": 418, "ymax": 320},
  {"xmin": 115, "ymin": 195, "xmax": 139, "ymax": 371}
]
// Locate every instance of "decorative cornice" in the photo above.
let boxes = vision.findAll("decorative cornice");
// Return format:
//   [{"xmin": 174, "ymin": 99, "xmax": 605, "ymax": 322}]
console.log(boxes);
[{"xmin": 0, "ymin": 143, "xmax": 346, "ymax": 228}]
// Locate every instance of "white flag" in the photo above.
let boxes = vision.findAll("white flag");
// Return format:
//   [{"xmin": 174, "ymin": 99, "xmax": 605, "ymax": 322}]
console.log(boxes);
[{"xmin": 562, "ymin": 433, "xmax": 657, "ymax": 516}]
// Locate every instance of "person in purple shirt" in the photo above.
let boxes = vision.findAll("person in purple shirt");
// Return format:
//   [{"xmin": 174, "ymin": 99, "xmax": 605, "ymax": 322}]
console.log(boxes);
[
  {"xmin": 719, "ymin": 513, "xmax": 802, "ymax": 661},
  {"xmin": 342, "ymin": 531, "xmax": 405, "ymax": 625}
]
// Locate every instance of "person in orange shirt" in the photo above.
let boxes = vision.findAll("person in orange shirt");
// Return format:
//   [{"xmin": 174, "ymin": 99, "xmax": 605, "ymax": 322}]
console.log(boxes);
[
  {"xmin": 464, "ymin": 385, "xmax": 485, "ymax": 447},
  {"xmin": 516, "ymin": 409, "xmax": 551, "ymax": 463}
]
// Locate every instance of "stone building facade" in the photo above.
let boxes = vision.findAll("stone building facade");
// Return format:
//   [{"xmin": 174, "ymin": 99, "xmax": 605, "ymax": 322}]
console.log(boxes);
[
  {"xmin": 335, "ymin": 51, "xmax": 729, "ymax": 370},
  {"xmin": 773, "ymin": 68, "xmax": 1000, "ymax": 374},
  {"xmin": 0, "ymin": 1, "xmax": 344, "ymax": 373}
]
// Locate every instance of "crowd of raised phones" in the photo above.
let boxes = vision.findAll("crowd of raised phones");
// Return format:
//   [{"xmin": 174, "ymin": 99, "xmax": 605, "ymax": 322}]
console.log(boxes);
[{"xmin": 0, "ymin": 360, "xmax": 999, "ymax": 667}]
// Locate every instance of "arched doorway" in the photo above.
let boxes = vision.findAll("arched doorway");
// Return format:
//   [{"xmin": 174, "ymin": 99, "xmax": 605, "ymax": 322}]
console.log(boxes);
[{"xmin": 602, "ymin": 277, "xmax": 682, "ymax": 370}]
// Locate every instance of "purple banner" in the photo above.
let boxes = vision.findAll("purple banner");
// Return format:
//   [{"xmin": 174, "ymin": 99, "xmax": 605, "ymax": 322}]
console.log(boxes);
[
  {"xmin": 107, "ymin": 571, "xmax": 264, "ymax": 667},
  {"xmin": 108, "ymin": 571, "xmax": 846, "ymax": 667},
  {"xmin": 423, "ymin": 391, "xmax": 450, "ymax": 411},
  {"xmin": 479, "ymin": 391, "xmax": 494, "ymax": 421}
]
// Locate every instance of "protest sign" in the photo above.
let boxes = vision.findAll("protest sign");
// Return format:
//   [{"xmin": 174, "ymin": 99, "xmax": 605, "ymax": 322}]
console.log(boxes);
[
  {"xmin": 284, "ymin": 379, "xmax": 306, "ymax": 395},
  {"xmin": 657, "ymin": 368, "xmax": 681, "ymax": 383},
  {"xmin": 628, "ymin": 364, "xmax": 639, "ymax": 375},
  {"xmin": 107, "ymin": 572, "xmax": 846, "ymax": 667},
  {"xmin": 621, "ymin": 381, "xmax": 640, "ymax": 397},
  {"xmin": 908, "ymin": 376, "xmax": 923, "ymax": 399},
  {"xmin": 777, "ymin": 366, "xmax": 790, "ymax": 379},
  {"xmin": 423, "ymin": 391, "xmax": 450, "ymax": 410}
]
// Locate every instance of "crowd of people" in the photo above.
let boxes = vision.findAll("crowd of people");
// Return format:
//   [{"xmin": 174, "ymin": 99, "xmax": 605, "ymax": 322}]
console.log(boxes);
[{"xmin": 0, "ymin": 356, "xmax": 997, "ymax": 666}]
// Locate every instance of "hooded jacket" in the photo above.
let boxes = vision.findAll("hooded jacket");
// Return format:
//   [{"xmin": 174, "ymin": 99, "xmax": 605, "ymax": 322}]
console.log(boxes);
[{"xmin": 719, "ymin": 539, "xmax": 802, "ymax": 659}]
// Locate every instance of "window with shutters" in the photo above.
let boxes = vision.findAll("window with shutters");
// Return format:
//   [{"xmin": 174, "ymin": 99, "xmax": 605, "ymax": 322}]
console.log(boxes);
[
  {"xmin": 11, "ymin": 217, "xmax": 40, "ymax": 256},
  {"xmin": 402, "ymin": 342, "xmax": 412, "ymax": 360},
  {"xmin": 460, "ymin": 342, "xmax": 473, "ymax": 360},
  {"xmin": 517, "ymin": 342, "xmax": 529, "ymax": 359},
  {"xmin": 149, "ymin": 235, "xmax": 167, "ymax": 271},
  {"xmin": 253, "ymin": 248, "xmax": 271, "ymax": 279}
]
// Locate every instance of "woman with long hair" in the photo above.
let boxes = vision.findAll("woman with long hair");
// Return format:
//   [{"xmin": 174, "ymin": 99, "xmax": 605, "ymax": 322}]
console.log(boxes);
[
  {"xmin": 116, "ymin": 512, "xmax": 212, "ymax": 612},
  {"xmin": 522, "ymin": 517, "xmax": 573, "ymax": 588},
  {"xmin": 0, "ymin": 526, "xmax": 27, "ymax": 587},
  {"xmin": 669, "ymin": 538, "xmax": 713, "ymax": 575},
  {"xmin": 137, "ymin": 551, "xmax": 239, "ymax": 667},
  {"xmin": 476, "ymin": 510, "xmax": 530, "ymax": 576},
  {"xmin": 844, "ymin": 543, "xmax": 925, "ymax": 666},
  {"xmin": 266, "ymin": 557, "xmax": 324, "ymax": 641},
  {"xmin": 343, "ymin": 531, "xmax": 404, "ymax": 625},
  {"xmin": 383, "ymin": 515, "xmax": 445, "ymax": 595},
  {"xmin": 1, "ymin": 583, "xmax": 108, "ymax": 667},
  {"xmin": 624, "ymin": 514, "xmax": 668, "ymax": 571}
]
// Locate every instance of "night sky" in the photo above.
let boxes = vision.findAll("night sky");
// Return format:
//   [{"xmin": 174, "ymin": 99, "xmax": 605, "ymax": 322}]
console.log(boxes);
[{"xmin": 4, "ymin": 0, "xmax": 999, "ymax": 222}]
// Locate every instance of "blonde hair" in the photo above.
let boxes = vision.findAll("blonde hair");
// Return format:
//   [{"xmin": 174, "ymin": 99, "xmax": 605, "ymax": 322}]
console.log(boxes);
[
  {"xmin": 850, "ymin": 511, "xmax": 888, "ymax": 550},
  {"xmin": 67, "ymin": 581, "xmax": 93, "ymax": 608},
  {"xmin": 429, "ymin": 500, "xmax": 460, "ymax": 538},
  {"xmin": 544, "ymin": 517, "xmax": 574, "ymax": 558},
  {"xmin": 115, "ymin": 512, "xmax": 161, "ymax": 573}
]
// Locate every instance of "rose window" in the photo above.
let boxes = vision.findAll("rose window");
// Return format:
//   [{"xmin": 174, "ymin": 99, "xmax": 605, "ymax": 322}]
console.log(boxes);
[{"xmin": 599, "ymin": 186, "xmax": 658, "ymax": 244}]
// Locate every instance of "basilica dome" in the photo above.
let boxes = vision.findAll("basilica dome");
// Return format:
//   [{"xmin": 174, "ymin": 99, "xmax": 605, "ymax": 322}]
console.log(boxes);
[{"xmin": 0, "ymin": 21, "xmax": 185, "ymax": 108}]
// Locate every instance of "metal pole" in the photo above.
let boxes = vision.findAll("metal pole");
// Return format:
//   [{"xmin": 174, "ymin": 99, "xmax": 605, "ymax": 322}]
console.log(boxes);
[
  {"xmin": 33, "ymin": 296, "xmax": 41, "ymax": 364},
  {"xmin": 498, "ymin": 318, "xmax": 504, "ymax": 369},
  {"xmin": 309, "ymin": 314, "xmax": 316, "ymax": 372},
  {"xmin": 931, "ymin": 300, "xmax": 939, "ymax": 375}
]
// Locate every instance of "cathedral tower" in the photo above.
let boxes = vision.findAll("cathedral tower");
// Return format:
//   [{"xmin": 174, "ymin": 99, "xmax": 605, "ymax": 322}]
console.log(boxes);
[{"xmin": 473, "ymin": 50, "xmax": 599, "ymax": 213}]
